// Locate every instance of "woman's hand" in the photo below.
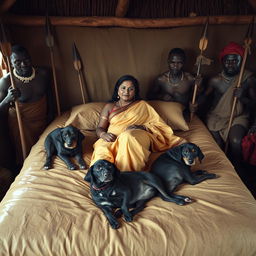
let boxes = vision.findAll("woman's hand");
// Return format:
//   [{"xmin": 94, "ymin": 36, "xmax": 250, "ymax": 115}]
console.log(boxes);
[
  {"xmin": 126, "ymin": 125, "xmax": 147, "ymax": 131},
  {"xmin": 100, "ymin": 132, "xmax": 117, "ymax": 142}
]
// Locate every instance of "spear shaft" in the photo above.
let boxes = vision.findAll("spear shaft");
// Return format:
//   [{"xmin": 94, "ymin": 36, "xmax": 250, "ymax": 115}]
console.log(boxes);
[
  {"xmin": 190, "ymin": 18, "xmax": 209, "ymax": 121},
  {"xmin": 45, "ymin": 14, "xmax": 61, "ymax": 116}
]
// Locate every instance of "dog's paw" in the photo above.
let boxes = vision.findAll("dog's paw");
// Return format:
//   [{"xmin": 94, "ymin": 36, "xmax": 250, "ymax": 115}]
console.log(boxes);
[
  {"xmin": 68, "ymin": 165, "xmax": 77, "ymax": 170},
  {"xmin": 79, "ymin": 164, "xmax": 87, "ymax": 170},
  {"xmin": 184, "ymin": 197, "xmax": 193, "ymax": 203},
  {"xmin": 208, "ymin": 173, "xmax": 218, "ymax": 179},
  {"xmin": 124, "ymin": 213, "xmax": 133, "ymax": 222},
  {"xmin": 44, "ymin": 165, "xmax": 51, "ymax": 170},
  {"xmin": 109, "ymin": 220, "xmax": 120, "ymax": 229},
  {"xmin": 176, "ymin": 197, "xmax": 193, "ymax": 205},
  {"xmin": 194, "ymin": 170, "xmax": 208, "ymax": 175}
]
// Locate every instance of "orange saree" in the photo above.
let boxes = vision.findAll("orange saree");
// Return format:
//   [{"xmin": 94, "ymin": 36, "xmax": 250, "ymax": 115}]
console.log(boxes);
[{"xmin": 90, "ymin": 100, "xmax": 183, "ymax": 171}]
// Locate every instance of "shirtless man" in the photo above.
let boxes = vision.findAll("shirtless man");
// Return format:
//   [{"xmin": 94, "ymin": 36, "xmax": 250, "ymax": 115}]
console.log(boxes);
[
  {"xmin": 147, "ymin": 48, "xmax": 195, "ymax": 110},
  {"xmin": 205, "ymin": 42, "xmax": 256, "ymax": 163},
  {"xmin": 0, "ymin": 45, "xmax": 54, "ymax": 166}
]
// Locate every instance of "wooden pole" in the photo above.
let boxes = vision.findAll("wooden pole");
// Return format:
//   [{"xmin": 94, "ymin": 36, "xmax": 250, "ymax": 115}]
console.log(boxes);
[
  {"xmin": 224, "ymin": 18, "xmax": 254, "ymax": 154},
  {"xmin": 45, "ymin": 14, "xmax": 61, "ymax": 116},
  {"xmin": 72, "ymin": 42, "xmax": 89, "ymax": 104},
  {"xmin": 2, "ymin": 14, "xmax": 254, "ymax": 28},
  {"xmin": 190, "ymin": 17, "xmax": 209, "ymax": 121},
  {"xmin": 115, "ymin": 0, "xmax": 129, "ymax": 17},
  {"xmin": 0, "ymin": 22, "xmax": 27, "ymax": 160}
]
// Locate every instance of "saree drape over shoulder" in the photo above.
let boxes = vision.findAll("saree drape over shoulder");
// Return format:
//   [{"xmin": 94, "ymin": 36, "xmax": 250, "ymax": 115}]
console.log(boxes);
[
  {"xmin": 8, "ymin": 95, "xmax": 47, "ymax": 164},
  {"xmin": 91, "ymin": 100, "xmax": 183, "ymax": 171},
  {"xmin": 206, "ymin": 70, "xmax": 252, "ymax": 142}
]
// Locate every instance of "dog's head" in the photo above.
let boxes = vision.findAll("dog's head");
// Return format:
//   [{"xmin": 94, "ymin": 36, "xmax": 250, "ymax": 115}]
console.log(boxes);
[
  {"xmin": 84, "ymin": 160, "xmax": 120, "ymax": 186},
  {"xmin": 167, "ymin": 143, "xmax": 204, "ymax": 166},
  {"xmin": 61, "ymin": 125, "xmax": 84, "ymax": 149}
]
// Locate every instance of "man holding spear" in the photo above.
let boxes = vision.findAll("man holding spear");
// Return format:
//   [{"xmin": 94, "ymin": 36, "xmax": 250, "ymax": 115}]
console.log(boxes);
[
  {"xmin": 147, "ymin": 48, "xmax": 195, "ymax": 118},
  {"xmin": 0, "ymin": 45, "xmax": 54, "ymax": 167},
  {"xmin": 205, "ymin": 42, "xmax": 256, "ymax": 164}
]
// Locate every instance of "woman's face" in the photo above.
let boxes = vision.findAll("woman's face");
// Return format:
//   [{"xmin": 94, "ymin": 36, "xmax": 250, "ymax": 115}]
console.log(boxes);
[{"xmin": 118, "ymin": 80, "xmax": 136, "ymax": 102}]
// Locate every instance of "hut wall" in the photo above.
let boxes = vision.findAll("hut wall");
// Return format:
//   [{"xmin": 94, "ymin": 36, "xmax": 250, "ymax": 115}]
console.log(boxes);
[{"xmin": 7, "ymin": 24, "xmax": 256, "ymax": 111}]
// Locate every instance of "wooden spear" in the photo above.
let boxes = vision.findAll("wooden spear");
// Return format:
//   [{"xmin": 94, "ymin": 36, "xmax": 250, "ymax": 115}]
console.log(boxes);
[
  {"xmin": 224, "ymin": 17, "xmax": 254, "ymax": 154},
  {"xmin": 45, "ymin": 13, "xmax": 61, "ymax": 116},
  {"xmin": 0, "ymin": 22, "xmax": 27, "ymax": 160},
  {"xmin": 72, "ymin": 42, "xmax": 89, "ymax": 104},
  {"xmin": 190, "ymin": 17, "xmax": 209, "ymax": 121}
]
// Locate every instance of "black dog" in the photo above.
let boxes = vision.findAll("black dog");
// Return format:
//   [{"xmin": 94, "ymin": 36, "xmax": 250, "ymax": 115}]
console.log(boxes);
[
  {"xmin": 44, "ymin": 125, "xmax": 86, "ymax": 170},
  {"xmin": 84, "ymin": 159, "xmax": 192, "ymax": 229},
  {"xmin": 151, "ymin": 143, "xmax": 218, "ymax": 195}
]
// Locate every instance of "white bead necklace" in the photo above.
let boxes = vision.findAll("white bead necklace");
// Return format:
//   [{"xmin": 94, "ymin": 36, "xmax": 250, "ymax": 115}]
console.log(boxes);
[{"xmin": 13, "ymin": 67, "xmax": 36, "ymax": 83}]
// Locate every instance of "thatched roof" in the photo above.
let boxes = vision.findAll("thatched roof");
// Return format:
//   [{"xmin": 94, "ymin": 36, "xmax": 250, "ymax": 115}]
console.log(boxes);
[{"xmin": 3, "ymin": 0, "xmax": 256, "ymax": 18}]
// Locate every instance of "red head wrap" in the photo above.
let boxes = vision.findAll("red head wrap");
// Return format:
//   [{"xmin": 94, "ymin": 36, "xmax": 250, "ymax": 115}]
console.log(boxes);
[{"xmin": 219, "ymin": 42, "xmax": 245, "ymax": 62}]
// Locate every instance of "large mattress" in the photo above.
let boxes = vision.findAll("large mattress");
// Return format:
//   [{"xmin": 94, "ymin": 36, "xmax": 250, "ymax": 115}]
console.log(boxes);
[{"xmin": 0, "ymin": 102, "xmax": 256, "ymax": 256}]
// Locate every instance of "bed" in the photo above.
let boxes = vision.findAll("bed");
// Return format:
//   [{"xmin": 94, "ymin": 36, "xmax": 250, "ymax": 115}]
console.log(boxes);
[{"xmin": 0, "ymin": 101, "xmax": 256, "ymax": 256}]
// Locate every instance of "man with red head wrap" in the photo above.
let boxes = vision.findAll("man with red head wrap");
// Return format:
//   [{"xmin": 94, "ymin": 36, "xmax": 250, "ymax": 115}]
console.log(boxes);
[
  {"xmin": 219, "ymin": 41, "xmax": 245, "ymax": 62},
  {"xmin": 203, "ymin": 42, "xmax": 256, "ymax": 165}
]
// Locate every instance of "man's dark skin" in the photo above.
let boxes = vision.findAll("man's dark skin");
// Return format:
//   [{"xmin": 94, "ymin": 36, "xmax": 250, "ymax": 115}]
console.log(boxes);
[
  {"xmin": 0, "ymin": 45, "xmax": 54, "ymax": 168},
  {"xmin": 0, "ymin": 47, "xmax": 53, "ymax": 119},
  {"xmin": 147, "ymin": 49, "xmax": 195, "ymax": 109},
  {"xmin": 205, "ymin": 54, "xmax": 256, "ymax": 162}
]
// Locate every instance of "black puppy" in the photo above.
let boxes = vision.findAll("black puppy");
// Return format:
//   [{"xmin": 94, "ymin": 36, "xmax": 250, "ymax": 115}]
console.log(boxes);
[
  {"xmin": 44, "ymin": 125, "xmax": 86, "ymax": 170},
  {"xmin": 85, "ymin": 159, "xmax": 192, "ymax": 229},
  {"xmin": 151, "ymin": 143, "xmax": 218, "ymax": 194}
]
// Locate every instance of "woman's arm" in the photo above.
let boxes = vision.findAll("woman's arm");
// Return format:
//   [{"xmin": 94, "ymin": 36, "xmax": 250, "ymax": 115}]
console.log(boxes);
[{"xmin": 96, "ymin": 103, "xmax": 117, "ymax": 142}]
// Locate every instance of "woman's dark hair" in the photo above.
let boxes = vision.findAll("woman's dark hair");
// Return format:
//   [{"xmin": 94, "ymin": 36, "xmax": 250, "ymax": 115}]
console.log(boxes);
[{"xmin": 110, "ymin": 75, "xmax": 141, "ymax": 102}]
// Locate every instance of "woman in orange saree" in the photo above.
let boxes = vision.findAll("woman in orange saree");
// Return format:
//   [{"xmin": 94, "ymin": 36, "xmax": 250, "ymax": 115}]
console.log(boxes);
[{"xmin": 90, "ymin": 75, "xmax": 185, "ymax": 171}]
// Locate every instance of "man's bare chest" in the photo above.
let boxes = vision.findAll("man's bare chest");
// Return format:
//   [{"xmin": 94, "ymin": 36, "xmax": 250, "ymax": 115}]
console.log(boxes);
[
  {"xmin": 15, "ymin": 78, "xmax": 47, "ymax": 102},
  {"xmin": 162, "ymin": 80, "xmax": 191, "ymax": 94}
]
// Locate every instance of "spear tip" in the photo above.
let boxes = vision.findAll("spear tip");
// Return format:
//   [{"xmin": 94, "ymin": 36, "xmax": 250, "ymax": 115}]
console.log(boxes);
[
  {"xmin": 72, "ymin": 42, "xmax": 82, "ymax": 71},
  {"xmin": 72, "ymin": 42, "xmax": 81, "ymax": 62}
]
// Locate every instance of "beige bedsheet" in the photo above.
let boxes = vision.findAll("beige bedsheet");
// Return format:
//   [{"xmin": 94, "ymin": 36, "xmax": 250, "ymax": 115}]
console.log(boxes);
[{"xmin": 0, "ymin": 109, "xmax": 256, "ymax": 256}]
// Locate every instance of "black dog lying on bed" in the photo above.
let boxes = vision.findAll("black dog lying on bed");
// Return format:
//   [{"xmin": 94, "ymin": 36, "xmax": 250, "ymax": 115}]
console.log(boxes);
[
  {"xmin": 151, "ymin": 143, "xmax": 218, "ymax": 194},
  {"xmin": 44, "ymin": 125, "xmax": 86, "ymax": 170},
  {"xmin": 85, "ymin": 159, "xmax": 192, "ymax": 229}
]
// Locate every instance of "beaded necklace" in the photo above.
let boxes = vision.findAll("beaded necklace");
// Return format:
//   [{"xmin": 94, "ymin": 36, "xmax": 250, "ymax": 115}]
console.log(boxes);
[
  {"xmin": 13, "ymin": 67, "xmax": 36, "ymax": 83},
  {"xmin": 168, "ymin": 71, "xmax": 184, "ymax": 86}
]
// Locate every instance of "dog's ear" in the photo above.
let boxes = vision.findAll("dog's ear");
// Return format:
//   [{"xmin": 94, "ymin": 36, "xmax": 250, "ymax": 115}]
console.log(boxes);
[
  {"xmin": 167, "ymin": 144, "xmax": 183, "ymax": 162},
  {"xmin": 112, "ymin": 163, "xmax": 121, "ymax": 178},
  {"xmin": 84, "ymin": 166, "xmax": 93, "ymax": 182},
  {"xmin": 196, "ymin": 146, "xmax": 205, "ymax": 163},
  {"xmin": 58, "ymin": 128, "xmax": 65, "ymax": 143},
  {"xmin": 78, "ymin": 130, "xmax": 85, "ymax": 141}
]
